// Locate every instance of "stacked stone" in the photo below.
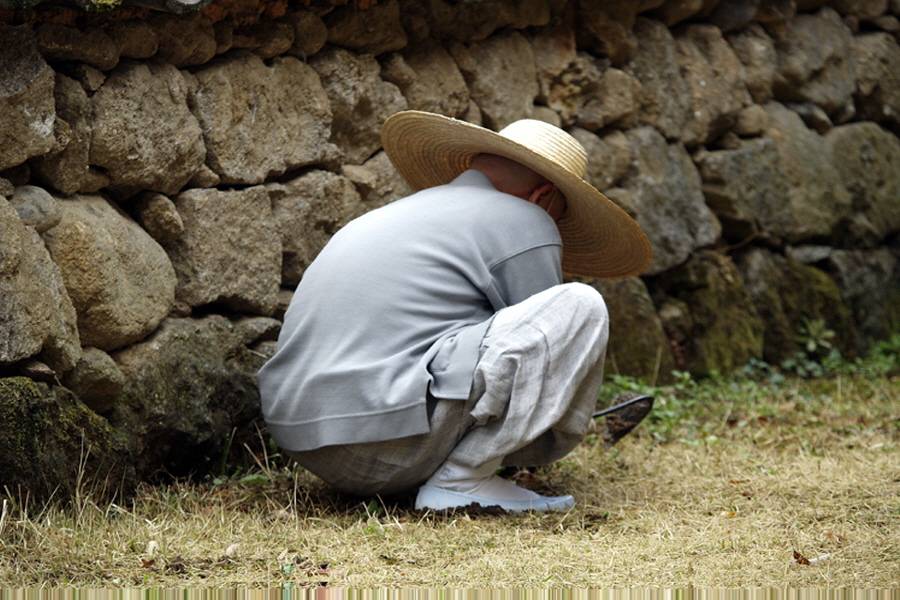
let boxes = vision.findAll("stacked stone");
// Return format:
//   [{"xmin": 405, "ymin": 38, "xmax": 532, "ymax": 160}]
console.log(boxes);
[{"xmin": 1, "ymin": 0, "xmax": 899, "ymax": 498}]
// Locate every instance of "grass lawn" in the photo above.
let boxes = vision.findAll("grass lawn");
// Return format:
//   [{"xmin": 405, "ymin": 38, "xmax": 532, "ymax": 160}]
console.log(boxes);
[{"xmin": 1, "ymin": 343, "xmax": 898, "ymax": 589}]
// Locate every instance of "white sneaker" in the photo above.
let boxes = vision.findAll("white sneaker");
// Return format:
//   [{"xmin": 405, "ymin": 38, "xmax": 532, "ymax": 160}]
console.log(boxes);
[{"xmin": 415, "ymin": 460, "xmax": 575, "ymax": 513}]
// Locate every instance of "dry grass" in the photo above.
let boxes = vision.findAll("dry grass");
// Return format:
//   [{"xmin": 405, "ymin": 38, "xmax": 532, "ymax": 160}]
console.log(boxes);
[{"xmin": 0, "ymin": 372, "xmax": 898, "ymax": 589}]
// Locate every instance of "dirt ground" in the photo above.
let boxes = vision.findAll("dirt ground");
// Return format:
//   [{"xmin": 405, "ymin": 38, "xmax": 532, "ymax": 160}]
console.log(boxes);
[{"xmin": 1, "ymin": 372, "xmax": 898, "ymax": 588}]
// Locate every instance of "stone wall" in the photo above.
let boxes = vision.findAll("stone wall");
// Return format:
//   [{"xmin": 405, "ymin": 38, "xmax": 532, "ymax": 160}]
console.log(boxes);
[{"xmin": 1, "ymin": 0, "xmax": 899, "ymax": 498}]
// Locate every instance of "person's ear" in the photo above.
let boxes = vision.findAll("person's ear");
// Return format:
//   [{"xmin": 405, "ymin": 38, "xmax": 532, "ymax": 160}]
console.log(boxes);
[{"xmin": 527, "ymin": 183, "xmax": 555, "ymax": 207}]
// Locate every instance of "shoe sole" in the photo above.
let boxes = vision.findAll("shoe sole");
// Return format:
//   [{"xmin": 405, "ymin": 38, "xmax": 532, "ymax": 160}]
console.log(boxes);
[{"xmin": 415, "ymin": 485, "xmax": 575, "ymax": 513}]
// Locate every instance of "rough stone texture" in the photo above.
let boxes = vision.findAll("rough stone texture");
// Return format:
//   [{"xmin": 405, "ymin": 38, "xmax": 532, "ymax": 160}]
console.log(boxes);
[
  {"xmin": 29, "ymin": 73, "xmax": 103, "ymax": 196},
  {"xmin": 108, "ymin": 315, "xmax": 264, "ymax": 479},
  {"xmin": 148, "ymin": 13, "xmax": 217, "ymax": 68},
  {"xmin": 773, "ymin": 7, "xmax": 857, "ymax": 116},
  {"xmin": 380, "ymin": 40, "xmax": 470, "ymax": 119},
  {"xmin": 575, "ymin": 0, "xmax": 658, "ymax": 66},
  {"xmin": 0, "ymin": 24, "xmax": 56, "ymax": 172},
  {"xmin": 267, "ymin": 170, "xmax": 363, "ymax": 286},
  {"xmin": 736, "ymin": 247, "xmax": 858, "ymax": 363},
  {"xmin": 829, "ymin": 0, "xmax": 888, "ymax": 19},
  {"xmin": 310, "ymin": 47, "xmax": 407, "ymax": 165},
  {"xmin": 852, "ymin": 32, "xmax": 900, "ymax": 132},
  {"xmin": 340, "ymin": 150, "xmax": 411, "ymax": 209},
  {"xmin": 573, "ymin": 67, "xmax": 642, "ymax": 132},
  {"xmin": 451, "ymin": 32, "xmax": 538, "ymax": 130},
  {"xmin": 0, "ymin": 377, "xmax": 134, "ymax": 503},
  {"xmin": 541, "ymin": 52, "xmax": 605, "ymax": 128},
  {"xmin": 675, "ymin": 24, "xmax": 752, "ymax": 146},
  {"xmin": 133, "ymin": 192, "xmax": 185, "ymax": 246},
  {"xmin": 825, "ymin": 122, "xmax": 900, "ymax": 248},
  {"xmin": 9, "ymin": 184, "xmax": 61, "ymax": 233},
  {"xmin": 34, "ymin": 23, "xmax": 119, "ymax": 71},
  {"xmin": 0, "ymin": 199, "xmax": 80, "ymax": 373},
  {"xmin": 620, "ymin": 127, "xmax": 721, "ymax": 275},
  {"xmin": 400, "ymin": 0, "xmax": 523, "ymax": 44},
  {"xmin": 658, "ymin": 251, "xmax": 764, "ymax": 377},
  {"xmin": 41, "ymin": 195, "xmax": 176, "ymax": 352},
  {"xmin": 726, "ymin": 23, "xmax": 777, "ymax": 104},
  {"xmin": 232, "ymin": 316, "xmax": 281, "ymax": 346},
  {"xmin": 324, "ymin": 0, "xmax": 408, "ymax": 56},
  {"xmin": 104, "ymin": 20, "xmax": 159, "ymax": 60},
  {"xmin": 626, "ymin": 17, "xmax": 691, "ymax": 140},
  {"xmin": 828, "ymin": 249, "xmax": 900, "ymax": 350},
  {"xmin": 762, "ymin": 101, "xmax": 852, "ymax": 244},
  {"xmin": 61, "ymin": 346, "xmax": 124, "ymax": 414},
  {"xmin": 90, "ymin": 61, "xmax": 205, "ymax": 196},
  {"xmin": 192, "ymin": 51, "xmax": 335, "ymax": 183},
  {"xmin": 165, "ymin": 186, "xmax": 281, "ymax": 315},
  {"xmin": 286, "ymin": 10, "xmax": 328, "ymax": 59},
  {"xmin": 569, "ymin": 128, "xmax": 631, "ymax": 192},
  {"xmin": 733, "ymin": 103, "xmax": 770, "ymax": 136},
  {"xmin": 590, "ymin": 277, "xmax": 676, "ymax": 384},
  {"xmin": 533, "ymin": 23, "xmax": 578, "ymax": 109},
  {"xmin": 695, "ymin": 138, "xmax": 792, "ymax": 245},
  {"xmin": 232, "ymin": 19, "xmax": 295, "ymax": 60}
]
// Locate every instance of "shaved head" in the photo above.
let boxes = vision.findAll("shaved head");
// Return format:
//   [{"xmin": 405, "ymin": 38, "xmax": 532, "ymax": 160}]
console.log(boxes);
[{"xmin": 468, "ymin": 153, "xmax": 550, "ymax": 199}]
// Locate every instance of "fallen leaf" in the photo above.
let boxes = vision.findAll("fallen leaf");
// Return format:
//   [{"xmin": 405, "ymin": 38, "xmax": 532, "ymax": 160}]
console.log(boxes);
[
  {"xmin": 741, "ymin": 490, "xmax": 755, "ymax": 498},
  {"xmin": 141, "ymin": 559, "xmax": 155, "ymax": 568},
  {"xmin": 793, "ymin": 550, "xmax": 810, "ymax": 565}
]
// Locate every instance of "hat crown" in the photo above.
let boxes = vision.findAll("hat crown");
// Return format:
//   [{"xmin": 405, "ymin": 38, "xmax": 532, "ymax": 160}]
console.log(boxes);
[{"xmin": 498, "ymin": 119, "xmax": 588, "ymax": 178}]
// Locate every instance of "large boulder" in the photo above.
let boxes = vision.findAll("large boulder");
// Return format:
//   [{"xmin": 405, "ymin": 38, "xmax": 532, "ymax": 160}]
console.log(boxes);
[
  {"xmin": 675, "ymin": 24, "xmax": 751, "ymax": 146},
  {"xmin": 108, "ymin": 316, "xmax": 264, "ymax": 479},
  {"xmin": 852, "ymin": 32, "xmax": 900, "ymax": 133},
  {"xmin": 449, "ymin": 30, "xmax": 539, "ymax": 130},
  {"xmin": 726, "ymin": 23, "xmax": 777, "ymax": 104},
  {"xmin": 309, "ymin": 47, "xmax": 407, "ymax": 165},
  {"xmin": 590, "ymin": 277, "xmax": 676, "ymax": 384},
  {"xmin": 569, "ymin": 128, "xmax": 631, "ymax": 192},
  {"xmin": 762, "ymin": 101, "xmax": 852, "ymax": 244},
  {"xmin": 267, "ymin": 170, "xmax": 362, "ymax": 287},
  {"xmin": 33, "ymin": 23, "xmax": 120, "ymax": 71},
  {"xmin": 658, "ymin": 251, "xmax": 764, "ymax": 377},
  {"xmin": 164, "ymin": 186, "xmax": 281, "ymax": 315},
  {"xmin": 41, "ymin": 195, "xmax": 176, "ymax": 352},
  {"xmin": 61, "ymin": 346, "xmax": 124, "ymax": 415},
  {"xmin": 0, "ymin": 198, "xmax": 80, "ymax": 373},
  {"xmin": 191, "ymin": 51, "xmax": 335, "ymax": 184},
  {"xmin": 90, "ymin": 61, "xmax": 205, "ymax": 197},
  {"xmin": 0, "ymin": 377, "xmax": 134, "ymax": 503},
  {"xmin": 824, "ymin": 122, "xmax": 900, "ymax": 247},
  {"xmin": 0, "ymin": 24, "xmax": 56, "ymax": 172},
  {"xmin": 147, "ymin": 12, "xmax": 217, "ymax": 68},
  {"xmin": 340, "ymin": 150, "xmax": 411, "ymax": 209},
  {"xmin": 626, "ymin": 17, "xmax": 691, "ymax": 140},
  {"xmin": 695, "ymin": 138, "xmax": 793, "ymax": 245},
  {"xmin": 619, "ymin": 127, "xmax": 721, "ymax": 275},
  {"xmin": 380, "ymin": 40, "xmax": 470, "ymax": 119},
  {"xmin": 575, "ymin": 0, "xmax": 662, "ymax": 66},
  {"xmin": 324, "ymin": 0, "xmax": 408, "ymax": 56},
  {"xmin": 30, "ymin": 73, "xmax": 106, "ymax": 196},
  {"xmin": 828, "ymin": 249, "xmax": 900, "ymax": 350},
  {"xmin": 735, "ymin": 247, "xmax": 858, "ymax": 363},
  {"xmin": 772, "ymin": 7, "xmax": 857, "ymax": 116}
]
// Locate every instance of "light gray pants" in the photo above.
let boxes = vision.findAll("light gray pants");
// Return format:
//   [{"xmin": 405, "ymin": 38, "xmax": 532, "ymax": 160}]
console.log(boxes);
[{"xmin": 286, "ymin": 283, "xmax": 609, "ymax": 497}]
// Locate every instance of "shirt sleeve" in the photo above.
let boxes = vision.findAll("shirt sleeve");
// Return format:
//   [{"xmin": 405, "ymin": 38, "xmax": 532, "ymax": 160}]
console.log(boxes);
[{"xmin": 487, "ymin": 243, "xmax": 563, "ymax": 310}]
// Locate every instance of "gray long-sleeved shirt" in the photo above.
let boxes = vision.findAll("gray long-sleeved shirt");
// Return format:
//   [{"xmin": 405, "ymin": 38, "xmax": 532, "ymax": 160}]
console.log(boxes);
[{"xmin": 258, "ymin": 170, "xmax": 563, "ymax": 452}]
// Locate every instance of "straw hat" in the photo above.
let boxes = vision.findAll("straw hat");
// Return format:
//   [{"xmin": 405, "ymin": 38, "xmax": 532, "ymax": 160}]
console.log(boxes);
[{"xmin": 380, "ymin": 110, "xmax": 652, "ymax": 279}]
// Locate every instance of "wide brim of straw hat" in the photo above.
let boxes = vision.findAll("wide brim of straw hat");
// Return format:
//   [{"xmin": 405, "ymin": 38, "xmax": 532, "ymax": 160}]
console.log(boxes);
[{"xmin": 380, "ymin": 111, "xmax": 652, "ymax": 279}]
